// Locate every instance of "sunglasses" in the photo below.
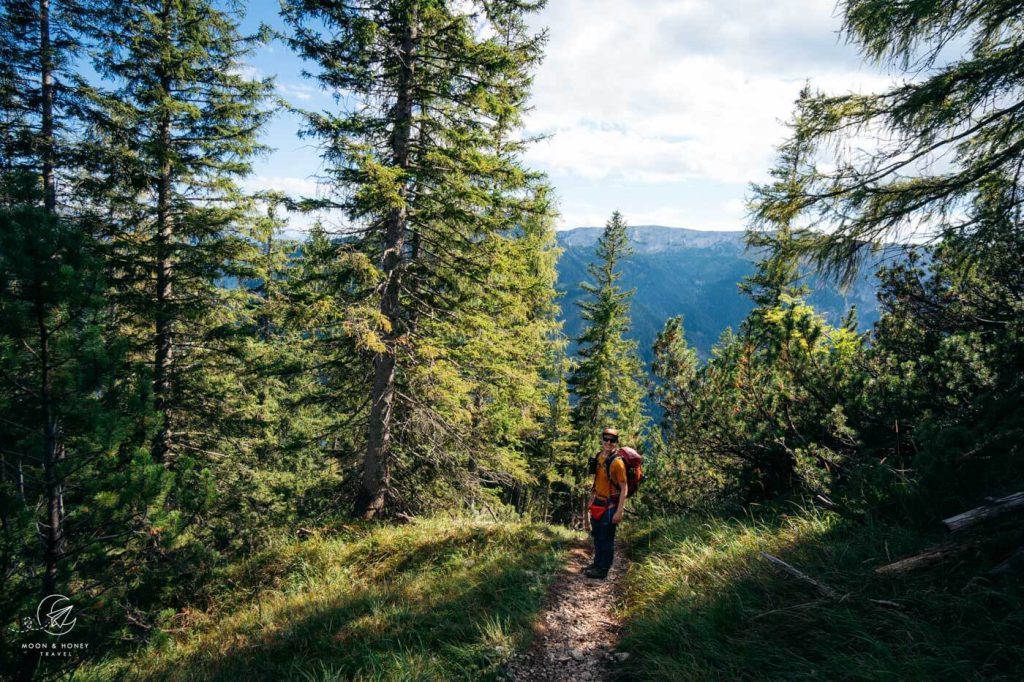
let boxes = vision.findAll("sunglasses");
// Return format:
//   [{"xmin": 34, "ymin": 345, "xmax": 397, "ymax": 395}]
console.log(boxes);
[{"xmin": 601, "ymin": 436, "xmax": 618, "ymax": 443}]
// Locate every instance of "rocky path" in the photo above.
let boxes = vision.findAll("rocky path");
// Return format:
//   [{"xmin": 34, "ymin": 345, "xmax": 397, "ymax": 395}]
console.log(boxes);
[{"xmin": 502, "ymin": 538, "xmax": 630, "ymax": 682}]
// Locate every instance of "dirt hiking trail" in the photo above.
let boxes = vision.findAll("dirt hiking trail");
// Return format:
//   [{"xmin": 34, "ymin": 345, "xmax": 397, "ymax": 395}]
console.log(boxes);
[{"xmin": 502, "ymin": 538, "xmax": 631, "ymax": 682}]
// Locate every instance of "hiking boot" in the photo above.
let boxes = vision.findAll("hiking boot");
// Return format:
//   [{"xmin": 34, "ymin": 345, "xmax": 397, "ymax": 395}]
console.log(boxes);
[{"xmin": 584, "ymin": 567, "xmax": 608, "ymax": 579}]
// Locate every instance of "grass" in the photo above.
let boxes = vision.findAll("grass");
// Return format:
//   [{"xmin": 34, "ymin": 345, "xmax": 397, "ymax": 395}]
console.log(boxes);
[
  {"xmin": 616, "ymin": 505, "xmax": 1024, "ymax": 681},
  {"xmin": 65, "ymin": 505, "xmax": 1024, "ymax": 680},
  {"xmin": 73, "ymin": 517, "xmax": 576, "ymax": 681}
]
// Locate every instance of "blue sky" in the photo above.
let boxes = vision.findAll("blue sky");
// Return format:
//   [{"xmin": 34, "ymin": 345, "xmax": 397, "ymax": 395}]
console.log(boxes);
[{"xmin": 239, "ymin": 1, "xmax": 895, "ymax": 233}]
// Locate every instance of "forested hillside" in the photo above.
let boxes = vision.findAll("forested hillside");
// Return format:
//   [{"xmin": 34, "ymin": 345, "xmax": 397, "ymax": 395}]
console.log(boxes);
[
  {"xmin": 555, "ymin": 225, "xmax": 890, "ymax": 361},
  {"xmin": 2, "ymin": 0, "xmax": 1023, "ymax": 680}
]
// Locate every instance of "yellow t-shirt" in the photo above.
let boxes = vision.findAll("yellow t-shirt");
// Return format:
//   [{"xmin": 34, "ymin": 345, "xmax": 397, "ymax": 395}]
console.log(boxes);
[{"xmin": 593, "ymin": 450, "xmax": 627, "ymax": 499}]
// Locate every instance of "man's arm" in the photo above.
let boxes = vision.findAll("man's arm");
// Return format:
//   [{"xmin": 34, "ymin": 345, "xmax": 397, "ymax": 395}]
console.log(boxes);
[
  {"xmin": 584, "ymin": 487, "xmax": 596, "ymax": 529},
  {"xmin": 612, "ymin": 462, "xmax": 628, "ymax": 524}
]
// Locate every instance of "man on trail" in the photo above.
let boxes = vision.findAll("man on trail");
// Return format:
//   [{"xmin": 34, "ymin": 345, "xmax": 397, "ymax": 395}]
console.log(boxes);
[{"xmin": 583, "ymin": 427, "xmax": 628, "ymax": 579}]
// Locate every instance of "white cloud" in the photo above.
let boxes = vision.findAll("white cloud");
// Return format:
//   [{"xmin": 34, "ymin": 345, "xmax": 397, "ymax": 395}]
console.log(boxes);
[
  {"xmin": 240, "ymin": 175, "xmax": 333, "ymax": 235},
  {"xmin": 277, "ymin": 82, "xmax": 319, "ymax": 102},
  {"xmin": 524, "ymin": 0, "xmax": 896, "ymax": 190}
]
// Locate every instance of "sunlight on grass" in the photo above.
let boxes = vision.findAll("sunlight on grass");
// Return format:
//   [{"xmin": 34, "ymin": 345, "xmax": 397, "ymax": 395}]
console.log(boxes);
[
  {"xmin": 619, "ymin": 506, "xmax": 1024, "ymax": 681},
  {"xmin": 73, "ymin": 518, "xmax": 575, "ymax": 682}
]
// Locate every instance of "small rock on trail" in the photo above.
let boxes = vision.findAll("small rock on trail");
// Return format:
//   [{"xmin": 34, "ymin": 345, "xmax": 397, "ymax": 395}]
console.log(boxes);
[{"xmin": 503, "ymin": 538, "xmax": 628, "ymax": 682}]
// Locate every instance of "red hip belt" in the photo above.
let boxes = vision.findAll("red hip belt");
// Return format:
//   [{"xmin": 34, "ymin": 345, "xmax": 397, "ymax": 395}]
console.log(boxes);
[{"xmin": 590, "ymin": 495, "xmax": 619, "ymax": 520}]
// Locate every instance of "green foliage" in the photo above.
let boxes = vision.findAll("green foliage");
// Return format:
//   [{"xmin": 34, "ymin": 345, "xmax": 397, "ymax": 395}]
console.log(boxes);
[
  {"xmin": 863, "ymin": 179, "xmax": 1024, "ymax": 520},
  {"xmin": 80, "ymin": 0, "xmax": 275, "ymax": 464},
  {"xmin": 618, "ymin": 508, "xmax": 1024, "ymax": 680},
  {"xmin": 281, "ymin": 0, "xmax": 560, "ymax": 518},
  {"xmin": 651, "ymin": 5, "xmax": 1024, "ymax": 517},
  {"xmin": 752, "ymin": 2, "xmax": 1024, "ymax": 280},
  {"xmin": 568, "ymin": 211, "xmax": 650, "ymax": 456},
  {"xmin": 61, "ymin": 0, "xmax": 284, "ymax": 640},
  {"xmin": 650, "ymin": 226, "xmax": 868, "ymax": 508},
  {"xmin": 73, "ymin": 518, "xmax": 575, "ymax": 681},
  {"xmin": 7, "ymin": 0, "xmax": 1024, "ymax": 678},
  {"xmin": 0, "ymin": 190, "xmax": 194, "ymax": 676},
  {"xmin": 520, "ymin": 342, "xmax": 578, "ymax": 521}
]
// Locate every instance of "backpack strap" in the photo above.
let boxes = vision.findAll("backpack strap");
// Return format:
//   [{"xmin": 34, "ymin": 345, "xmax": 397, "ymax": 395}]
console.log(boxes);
[{"xmin": 605, "ymin": 449, "xmax": 622, "ymax": 497}]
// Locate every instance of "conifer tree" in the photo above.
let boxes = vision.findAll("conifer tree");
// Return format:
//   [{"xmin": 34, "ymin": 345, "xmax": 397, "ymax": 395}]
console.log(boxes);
[
  {"xmin": 80, "ymin": 0, "xmax": 274, "ymax": 467},
  {"xmin": 756, "ymin": 2, "xmax": 1024, "ymax": 282},
  {"xmin": 651, "ymin": 315, "xmax": 698, "ymax": 444},
  {"xmin": 0, "ymin": 4, "xmax": 80, "ymax": 625},
  {"xmin": 74, "ymin": 0, "xmax": 275, "ymax": 526},
  {"xmin": 644, "ymin": 315, "xmax": 706, "ymax": 513},
  {"xmin": 527, "ymin": 341, "xmax": 577, "ymax": 521},
  {"xmin": 0, "ymin": 2, "xmax": 158, "ymax": 676},
  {"xmin": 568, "ymin": 211, "xmax": 648, "ymax": 460},
  {"xmin": 207, "ymin": 197, "xmax": 343, "ymax": 550},
  {"xmin": 282, "ymin": 0, "xmax": 555, "ymax": 518}
]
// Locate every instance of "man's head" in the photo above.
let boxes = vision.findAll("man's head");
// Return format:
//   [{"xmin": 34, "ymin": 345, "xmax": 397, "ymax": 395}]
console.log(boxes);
[{"xmin": 600, "ymin": 427, "xmax": 619, "ymax": 452}]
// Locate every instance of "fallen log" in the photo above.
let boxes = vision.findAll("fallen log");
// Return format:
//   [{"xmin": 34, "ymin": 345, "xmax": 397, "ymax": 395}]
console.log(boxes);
[
  {"xmin": 942, "ymin": 492, "xmax": 1024, "ymax": 533},
  {"xmin": 759, "ymin": 553, "xmax": 909, "ymax": 610},
  {"xmin": 760, "ymin": 552, "xmax": 841, "ymax": 599},
  {"xmin": 874, "ymin": 541, "xmax": 978, "ymax": 575}
]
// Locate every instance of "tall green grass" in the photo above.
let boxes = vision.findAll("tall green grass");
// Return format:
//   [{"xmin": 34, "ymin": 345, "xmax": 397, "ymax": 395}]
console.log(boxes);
[
  {"xmin": 617, "ymin": 506, "xmax": 1024, "ymax": 681},
  {"xmin": 74, "ymin": 518, "xmax": 575, "ymax": 681}
]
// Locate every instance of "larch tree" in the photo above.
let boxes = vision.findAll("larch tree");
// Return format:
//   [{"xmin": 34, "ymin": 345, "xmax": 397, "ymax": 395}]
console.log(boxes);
[
  {"xmin": 281, "ymin": 0, "xmax": 556, "ymax": 519},
  {"xmin": 755, "ymin": 1, "xmax": 1024, "ymax": 282}
]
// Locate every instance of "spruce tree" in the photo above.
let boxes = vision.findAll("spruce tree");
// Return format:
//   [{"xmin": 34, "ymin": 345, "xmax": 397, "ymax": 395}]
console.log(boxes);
[
  {"xmin": 0, "ymin": 4, "xmax": 78, "ymax": 626},
  {"xmin": 0, "ymin": 2, "xmax": 156, "ymax": 676},
  {"xmin": 651, "ymin": 315, "xmax": 698, "ymax": 444},
  {"xmin": 89, "ymin": 0, "xmax": 271, "ymax": 461},
  {"xmin": 568, "ymin": 211, "xmax": 648, "ymax": 461},
  {"xmin": 79, "ymin": 0, "xmax": 273, "ymax": 468},
  {"xmin": 527, "ymin": 340, "xmax": 576, "ymax": 521},
  {"xmin": 282, "ymin": 0, "xmax": 556, "ymax": 518}
]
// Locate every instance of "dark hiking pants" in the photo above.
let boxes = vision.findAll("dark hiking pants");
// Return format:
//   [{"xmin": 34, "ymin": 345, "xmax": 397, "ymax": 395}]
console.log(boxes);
[{"xmin": 591, "ymin": 505, "xmax": 617, "ymax": 571}]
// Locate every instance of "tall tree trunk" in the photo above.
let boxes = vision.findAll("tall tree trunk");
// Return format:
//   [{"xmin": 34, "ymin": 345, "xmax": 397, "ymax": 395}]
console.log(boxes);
[
  {"xmin": 40, "ymin": 0, "xmax": 55, "ymax": 215},
  {"xmin": 19, "ymin": 5, "xmax": 63, "ymax": 679},
  {"xmin": 38, "ymin": 320, "xmax": 63, "ymax": 599},
  {"xmin": 152, "ymin": 26, "xmax": 173, "ymax": 464},
  {"xmin": 19, "ymin": 297, "xmax": 64, "ymax": 682},
  {"xmin": 357, "ymin": 5, "xmax": 417, "ymax": 519}
]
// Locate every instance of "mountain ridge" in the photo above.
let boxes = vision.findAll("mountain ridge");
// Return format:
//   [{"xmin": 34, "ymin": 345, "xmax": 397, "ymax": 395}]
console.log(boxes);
[{"xmin": 554, "ymin": 225, "xmax": 885, "ymax": 365}]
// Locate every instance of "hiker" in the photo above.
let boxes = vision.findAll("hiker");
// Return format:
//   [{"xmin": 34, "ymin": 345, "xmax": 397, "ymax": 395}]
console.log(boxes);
[{"xmin": 582, "ymin": 427, "xmax": 628, "ymax": 579}]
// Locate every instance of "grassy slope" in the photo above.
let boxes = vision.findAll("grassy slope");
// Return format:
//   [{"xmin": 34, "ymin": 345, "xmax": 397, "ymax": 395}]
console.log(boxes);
[
  {"xmin": 617, "ymin": 508, "xmax": 1024, "ymax": 681},
  {"xmin": 75, "ymin": 519, "xmax": 575, "ymax": 682}
]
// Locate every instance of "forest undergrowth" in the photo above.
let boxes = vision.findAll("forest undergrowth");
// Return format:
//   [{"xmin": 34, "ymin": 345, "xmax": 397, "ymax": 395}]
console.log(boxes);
[
  {"xmin": 615, "ymin": 506, "xmax": 1024, "ymax": 681},
  {"xmin": 73, "ymin": 519, "xmax": 575, "ymax": 682}
]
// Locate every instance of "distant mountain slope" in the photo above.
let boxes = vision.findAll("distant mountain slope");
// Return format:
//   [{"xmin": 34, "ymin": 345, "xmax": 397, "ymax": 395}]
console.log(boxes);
[{"xmin": 555, "ymin": 226, "xmax": 886, "ymax": 365}]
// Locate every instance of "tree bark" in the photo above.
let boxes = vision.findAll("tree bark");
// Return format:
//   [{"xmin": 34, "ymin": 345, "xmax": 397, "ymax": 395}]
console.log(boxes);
[
  {"xmin": 40, "ymin": 0, "xmax": 56, "ymax": 215},
  {"xmin": 152, "ymin": 2, "xmax": 174, "ymax": 464},
  {"xmin": 19, "ymin": 4, "xmax": 63, "ymax": 679},
  {"xmin": 942, "ymin": 492, "xmax": 1024, "ymax": 533},
  {"xmin": 874, "ymin": 542, "xmax": 977, "ymax": 575},
  {"xmin": 357, "ymin": 4, "xmax": 417, "ymax": 519},
  {"xmin": 760, "ymin": 552, "xmax": 840, "ymax": 598}
]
